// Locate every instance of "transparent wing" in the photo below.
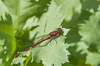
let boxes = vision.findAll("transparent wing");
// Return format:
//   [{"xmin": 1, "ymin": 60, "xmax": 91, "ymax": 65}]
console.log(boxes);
[{"xmin": 19, "ymin": 34, "xmax": 49, "ymax": 46}]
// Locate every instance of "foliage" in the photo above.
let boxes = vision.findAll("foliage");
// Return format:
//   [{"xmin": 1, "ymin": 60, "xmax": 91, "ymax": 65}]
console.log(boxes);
[{"xmin": 0, "ymin": 0, "xmax": 100, "ymax": 66}]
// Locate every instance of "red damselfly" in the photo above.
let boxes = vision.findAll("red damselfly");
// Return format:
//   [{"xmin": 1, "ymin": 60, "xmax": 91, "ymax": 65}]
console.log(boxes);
[{"xmin": 14, "ymin": 28, "xmax": 62, "ymax": 58}]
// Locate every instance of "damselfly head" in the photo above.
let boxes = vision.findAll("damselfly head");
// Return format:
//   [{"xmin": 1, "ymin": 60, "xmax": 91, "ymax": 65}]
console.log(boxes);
[
  {"xmin": 49, "ymin": 28, "xmax": 62, "ymax": 36},
  {"xmin": 57, "ymin": 28, "xmax": 62, "ymax": 35}
]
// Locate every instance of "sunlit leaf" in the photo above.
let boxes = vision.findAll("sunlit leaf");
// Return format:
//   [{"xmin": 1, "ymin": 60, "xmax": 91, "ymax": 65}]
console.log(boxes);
[
  {"xmin": 79, "ymin": 12, "xmax": 100, "ymax": 66},
  {"xmin": 12, "ymin": 5, "xmax": 70, "ymax": 66},
  {"xmin": 2, "ymin": 0, "xmax": 51, "ymax": 30}
]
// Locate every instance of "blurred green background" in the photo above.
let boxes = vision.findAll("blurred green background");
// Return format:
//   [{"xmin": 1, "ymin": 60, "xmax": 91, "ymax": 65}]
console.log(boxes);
[{"xmin": 0, "ymin": 0, "xmax": 100, "ymax": 66}]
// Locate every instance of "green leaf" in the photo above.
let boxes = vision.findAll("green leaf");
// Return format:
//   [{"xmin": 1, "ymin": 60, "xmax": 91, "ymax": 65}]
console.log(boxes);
[
  {"xmin": 0, "ymin": 1, "xmax": 8, "ymax": 18},
  {"xmin": 79, "ymin": 12, "xmax": 100, "ymax": 66},
  {"xmin": 23, "ymin": 16, "xmax": 39, "ymax": 30},
  {"xmin": 68, "ymin": 42, "xmax": 91, "ymax": 66},
  {"xmin": 11, "ymin": 57, "xmax": 26, "ymax": 66},
  {"xmin": 61, "ymin": 11, "xmax": 81, "ymax": 29},
  {"xmin": 0, "ymin": 13, "xmax": 16, "ymax": 66},
  {"xmin": 62, "ymin": 62, "xmax": 75, "ymax": 66},
  {"xmin": 86, "ymin": 52, "xmax": 100, "ymax": 66},
  {"xmin": 29, "ymin": 5, "xmax": 65, "ymax": 37},
  {"xmin": 0, "ymin": 39, "xmax": 5, "ymax": 66},
  {"xmin": 54, "ymin": 0, "xmax": 82, "ymax": 21},
  {"xmin": 16, "ymin": 36, "xmax": 69, "ymax": 66},
  {"xmin": 66, "ymin": 28, "xmax": 82, "ymax": 43},
  {"xmin": 31, "ymin": 36, "xmax": 69, "ymax": 66},
  {"xmin": 68, "ymin": 42, "xmax": 87, "ymax": 58},
  {"xmin": 82, "ymin": 0, "xmax": 99, "ymax": 12},
  {"xmin": 12, "ymin": 36, "xmax": 70, "ymax": 66},
  {"xmin": 79, "ymin": 9, "xmax": 93, "ymax": 23},
  {"xmin": 2, "ymin": 0, "xmax": 51, "ymax": 30},
  {"xmin": 79, "ymin": 12, "xmax": 100, "ymax": 45},
  {"xmin": 12, "ymin": 5, "xmax": 70, "ymax": 66}
]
